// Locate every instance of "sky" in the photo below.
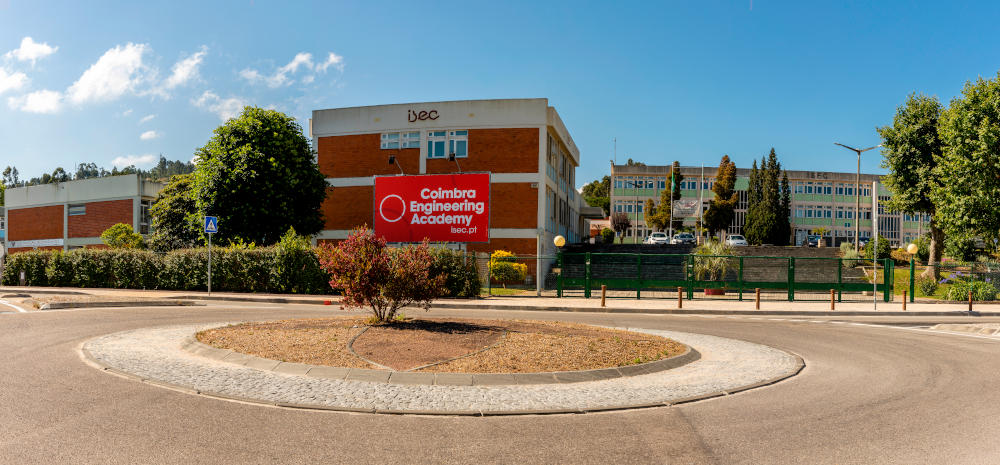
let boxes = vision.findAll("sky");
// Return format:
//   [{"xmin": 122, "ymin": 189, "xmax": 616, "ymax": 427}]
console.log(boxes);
[{"xmin": 2, "ymin": 1, "xmax": 999, "ymax": 188}]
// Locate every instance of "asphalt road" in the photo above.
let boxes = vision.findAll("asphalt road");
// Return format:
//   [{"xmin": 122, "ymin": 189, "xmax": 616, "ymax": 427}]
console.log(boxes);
[{"xmin": 3, "ymin": 303, "xmax": 1000, "ymax": 464}]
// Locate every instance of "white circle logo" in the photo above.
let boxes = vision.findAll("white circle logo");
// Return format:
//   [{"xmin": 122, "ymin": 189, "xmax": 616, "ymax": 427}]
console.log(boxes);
[{"xmin": 379, "ymin": 194, "xmax": 406, "ymax": 223}]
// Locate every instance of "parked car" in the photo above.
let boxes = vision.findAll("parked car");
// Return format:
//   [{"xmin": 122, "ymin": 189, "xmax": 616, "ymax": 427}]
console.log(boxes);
[
  {"xmin": 644, "ymin": 232, "xmax": 670, "ymax": 245},
  {"xmin": 725, "ymin": 234, "xmax": 748, "ymax": 246},
  {"xmin": 671, "ymin": 233, "xmax": 696, "ymax": 245},
  {"xmin": 804, "ymin": 235, "xmax": 822, "ymax": 247}
]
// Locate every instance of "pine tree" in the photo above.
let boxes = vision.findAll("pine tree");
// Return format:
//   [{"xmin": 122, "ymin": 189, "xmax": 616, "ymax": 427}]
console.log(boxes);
[
  {"xmin": 778, "ymin": 172, "xmax": 792, "ymax": 245},
  {"xmin": 704, "ymin": 155, "xmax": 737, "ymax": 240}
]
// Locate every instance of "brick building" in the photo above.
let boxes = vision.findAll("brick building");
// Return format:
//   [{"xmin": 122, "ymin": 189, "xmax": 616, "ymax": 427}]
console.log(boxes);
[
  {"xmin": 2, "ymin": 175, "xmax": 163, "ymax": 253},
  {"xmin": 311, "ymin": 98, "xmax": 600, "ymax": 259}
]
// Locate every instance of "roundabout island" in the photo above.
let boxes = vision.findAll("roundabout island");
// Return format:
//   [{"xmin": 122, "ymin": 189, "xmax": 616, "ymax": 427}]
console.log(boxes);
[{"xmin": 81, "ymin": 316, "xmax": 803, "ymax": 415}]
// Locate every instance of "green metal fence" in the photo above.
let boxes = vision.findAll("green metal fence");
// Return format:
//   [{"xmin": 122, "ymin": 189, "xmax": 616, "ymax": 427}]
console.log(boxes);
[{"xmin": 555, "ymin": 252, "xmax": 896, "ymax": 302}]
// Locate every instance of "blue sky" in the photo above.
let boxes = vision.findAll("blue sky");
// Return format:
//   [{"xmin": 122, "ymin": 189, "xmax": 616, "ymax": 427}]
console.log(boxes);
[{"xmin": 1, "ymin": 1, "xmax": 999, "ymax": 187}]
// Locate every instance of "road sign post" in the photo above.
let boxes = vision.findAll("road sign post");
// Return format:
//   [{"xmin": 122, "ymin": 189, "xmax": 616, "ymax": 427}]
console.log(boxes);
[{"xmin": 204, "ymin": 216, "xmax": 218, "ymax": 296}]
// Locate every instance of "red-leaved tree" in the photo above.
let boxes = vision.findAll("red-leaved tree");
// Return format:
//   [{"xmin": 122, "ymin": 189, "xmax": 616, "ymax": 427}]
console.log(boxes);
[{"xmin": 317, "ymin": 227, "xmax": 444, "ymax": 323}]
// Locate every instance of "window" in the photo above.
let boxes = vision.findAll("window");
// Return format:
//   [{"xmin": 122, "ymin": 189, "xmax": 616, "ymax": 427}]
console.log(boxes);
[
  {"xmin": 140, "ymin": 200, "xmax": 152, "ymax": 235},
  {"xmin": 448, "ymin": 130, "xmax": 468, "ymax": 157},
  {"xmin": 380, "ymin": 131, "xmax": 420, "ymax": 149},
  {"xmin": 824, "ymin": 185, "xmax": 832, "ymax": 195},
  {"xmin": 805, "ymin": 182, "xmax": 814, "ymax": 194},
  {"xmin": 427, "ymin": 131, "xmax": 447, "ymax": 158},
  {"xmin": 646, "ymin": 179, "xmax": 654, "ymax": 189},
  {"xmin": 614, "ymin": 177, "xmax": 623, "ymax": 189},
  {"xmin": 795, "ymin": 183, "xmax": 804, "ymax": 194},
  {"xmin": 658, "ymin": 180, "xmax": 666, "ymax": 189},
  {"xmin": 68, "ymin": 204, "xmax": 86, "ymax": 216},
  {"xmin": 836, "ymin": 185, "xmax": 844, "ymax": 195}
]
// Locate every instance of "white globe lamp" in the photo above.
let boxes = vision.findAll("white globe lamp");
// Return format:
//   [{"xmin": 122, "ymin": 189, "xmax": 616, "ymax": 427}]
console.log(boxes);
[{"xmin": 553, "ymin": 235, "xmax": 566, "ymax": 248}]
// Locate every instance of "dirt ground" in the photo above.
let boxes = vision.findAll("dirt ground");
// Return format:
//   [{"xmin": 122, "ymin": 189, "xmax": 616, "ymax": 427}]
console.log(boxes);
[{"xmin": 197, "ymin": 317, "xmax": 685, "ymax": 373}]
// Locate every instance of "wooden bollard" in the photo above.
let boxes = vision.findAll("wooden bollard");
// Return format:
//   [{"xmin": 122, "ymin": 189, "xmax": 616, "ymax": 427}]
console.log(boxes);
[
  {"xmin": 677, "ymin": 286, "xmax": 683, "ymax": 309},
  {"xmin": 755, "ymin": 288, "xmax": 761, "ymax": 310},
  {"xmin": 902, "ymin": 290, "xmax": 907, "ymax": 311},
  {"xmin": 969, "ymin": 290, "xmax": 973, "ymax": 312},
  {"xmin": 601, "ymin": 285, "xmax": 607, "ymax": 308},
  {"xmin": 830, "ymin": 289, "xmax": 835, "ymax": 310}
]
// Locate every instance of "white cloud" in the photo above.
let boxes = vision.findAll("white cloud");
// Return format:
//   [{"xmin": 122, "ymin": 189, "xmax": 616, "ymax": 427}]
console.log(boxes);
[
  {"xmin": 193, "ymin": 90, "xmax": 247, "ymax": 121},
  {"xmin": 139, "ymin": 130, "xmax": 161, "ymax": 140},
  {"xmin": 67, "ymin": 43, "xmax": 149, "ymax": 104},
  {"xmin": 242, "ymin": 51, "xmax": 342, "ymax": 88},
  {"xmin": 121, "ymin": 108, "xmax": 133, "ymax": 117},
  {"xmin": 7, "ymin": 89, "xmax": 62, "ymax": 114},
  {"xmin": 111, "ymin": 153, "xmax": 157, "ymax": 168},
  {"xmin": 0, "ymin": 67, "xmax": 28, "ymax": 95},
  {"xmin": 163, "ymin": 46, "xmax": 207, "ymax": 89},
  {"xmin": 5, "ymin": 37, "xmax": 58, "ymax": 65},
  {"xmin": 139, "ymin": 113, "xmax": 155, "ymax": 124},
  {"xmin": 316, "ymin": 52, "xmax": 344, "ymax": 72},
  {"xmin": 239, "ymin": 68, "xmax": 262, "ymax": 83}
]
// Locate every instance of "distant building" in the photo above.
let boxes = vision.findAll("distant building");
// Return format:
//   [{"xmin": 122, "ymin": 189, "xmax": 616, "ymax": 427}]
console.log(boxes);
[
  {"xmin": 3, "ymin": 174, "xmax": 163, "ymax": 253},
  {"xmin": 311, "ymin": 98, "xmax": 602, "ymax": 257},
  {"xmin": 610, "ymin": 164, "xmax": 929, "ymax": 247}
]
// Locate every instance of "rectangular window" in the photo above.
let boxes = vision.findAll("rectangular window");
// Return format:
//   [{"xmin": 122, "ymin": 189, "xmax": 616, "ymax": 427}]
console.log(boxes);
[
  {"xmin": 402, "ymin": 131, "xmax": 420, "ymax": 149},
  {"xmin": 448, "ymin": 130, "xmax": 468, "ymax": 157},
  {"xmin": 614, "ymin": 177, "xmax": 623, "ymax": 189},
  {"xmin": 806, "ymin": 208, "xmax": 813, "ymax": 218},
  {"xmin": 380, "ymin": 132, "xmax": 400, "ymax": 149},
  {"xmin": 68, "ymin": 204, "xmax": 86, "ymax": 216},
  {"xmin": 626, "ymin": 204, "xmax": 633, "ymax": 213},
  {"xmin": 658, "ymin": 180, "xmax": 666, "ymax": 189},
  {"xmin": 825, "ymin": 209, "xmax": 832, "ymax": 218},
  {"xmin": 637, "ymin": 203, "xmax": 643, "ymax": 213},
  {"xmin": 837, "ymin": 185, "xmax": 844, "ymax": 195},
  {"xmin": 427, "ymin": 131, "xmax": 447, "ymax": 158},
  {"xmin": 140, "ymin": 200, "xmax": 152, "ymax": 235},
  {"xmin": 824, "ymin": 186, "xmax": 832, "ymax": 195}
]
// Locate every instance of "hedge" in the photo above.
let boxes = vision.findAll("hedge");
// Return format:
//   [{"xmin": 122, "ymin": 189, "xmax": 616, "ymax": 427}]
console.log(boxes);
[
  {"xmin": 1, "ymin": 247, "xmax": 331, "ymax": 294},
  {"xmin": 1, "ymin": 246, "xmax": 481, "ymax": 297}
]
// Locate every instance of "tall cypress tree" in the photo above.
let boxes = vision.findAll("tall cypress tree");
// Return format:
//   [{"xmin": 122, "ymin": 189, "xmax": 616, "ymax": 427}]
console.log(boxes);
[
  {"xmin": 777, "ymin": 171, "xmax": 792, "ymax": 245},
  {"xmin": 744, "ymin": 160, "xmax": 766, "ymax": 244},
  {"xmin": 704, "ymin": 155, "xmax": 738, "ymax": 240}
]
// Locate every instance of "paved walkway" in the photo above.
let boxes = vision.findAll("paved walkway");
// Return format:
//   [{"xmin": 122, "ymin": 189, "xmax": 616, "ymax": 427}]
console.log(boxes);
[{"xmin": 82, "ymin": 323, "xmax": 801, "ymax": 415}]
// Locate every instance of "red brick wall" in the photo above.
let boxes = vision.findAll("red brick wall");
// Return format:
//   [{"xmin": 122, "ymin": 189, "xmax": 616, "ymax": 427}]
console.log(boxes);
[
  {"xmin": 7, "ymin": 246, "xmax": 62, "ymax": 254},
  {"xmin": 467, "ymin": 238, "xmax": 537, "ymax": 257},
  {"xmin": 317, "ymin": 134, "xmax": 420, "ymax": 178},
  {"xmin": 68, "ymin": 199, "xmax": 133, "ymax": 238},
  {"xmin": 317, "ymin": 128, "xmax": 540, "ymax": 178},
  {"xmin": 322, "ymin": 186, "xmax": 374, "ymax": 230},
  {"xmin": 8, "ymin": 206, "xmax": 63, "ymax": 241},
  {"xmin": 425, "ymin": 128, "xmax": 539, "ymax": 174}
]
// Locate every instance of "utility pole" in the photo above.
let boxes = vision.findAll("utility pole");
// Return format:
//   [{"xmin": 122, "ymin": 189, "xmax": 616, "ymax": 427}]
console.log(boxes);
[{"xmin": 834, "ymin": 143, "xmax": 881, "ymax": 252}]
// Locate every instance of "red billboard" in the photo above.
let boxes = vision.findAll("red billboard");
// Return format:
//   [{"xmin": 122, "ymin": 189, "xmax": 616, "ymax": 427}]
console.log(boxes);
[{"xmin": 373, "ymin": 173, "xmax": 490, "ymax": 243}]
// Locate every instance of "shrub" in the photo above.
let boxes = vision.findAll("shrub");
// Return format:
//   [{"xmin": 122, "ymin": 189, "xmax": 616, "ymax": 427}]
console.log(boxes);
[
  {"xmin": 2, "ymin": 251, "xmax": 50, "ymax": 286},
  {"xmin": 271, "ymin": 228, "xmax": 329, "ymax": 294},
  {"xmin": 862, "ymin": 235, "xmax": 891, "ymax": 260},
  {"xmin": 101, "ymin": 223, "xmax": 145, "ymax": 249},
  {"xmin": 945, "ymin": 280, "xmax": 998, "ymax": 301},
  {"xmin": 428, "ymin": 248, "xmax": 480, "ymax": 298},
  {"xmin": 45, "ymin": 251, "xmax": 75, "ymax": 287},
  {"xmin": 912, "ymin": 234, "xmax": 931, "ymax": 263},
  {"xmin": 692, "ymin": 240, "xmax": 735, "ymax": 281},
  {"xmin": 489, "ymin": 250, "xmax": 528, "ymax": 287},
  {"xmin": 917, "ymin": 277, "xmax": 939, "ymax": 297},
  {"xmin": 890, "ymin": 248, "xmax": 911, "ymax": 265},
  {"xmin": 600, "ymin": 228, "xmax": 615, "ymax": 244},
  {"xmin": 317, "ymin": 228, "xmax": 444, "ymax": 323}
]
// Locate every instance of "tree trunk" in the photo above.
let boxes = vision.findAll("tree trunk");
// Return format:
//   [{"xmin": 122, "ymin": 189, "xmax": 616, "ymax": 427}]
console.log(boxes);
[{"xmin": 921, "ymin": 221, "xmax": 944, "ymax": 279}]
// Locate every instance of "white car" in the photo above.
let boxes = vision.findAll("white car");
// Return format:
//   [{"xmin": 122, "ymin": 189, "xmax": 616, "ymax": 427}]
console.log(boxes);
[
  {"xmin": 725, "ymin": 234, "xmax": 748, "ymax": 246},
  {"xmin": 644, "ymin": 232, "xmax": 670, "ymax": 244}
]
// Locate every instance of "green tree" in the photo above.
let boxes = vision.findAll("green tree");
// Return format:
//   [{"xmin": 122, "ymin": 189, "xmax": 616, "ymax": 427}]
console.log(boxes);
[
  {"xmin": 611, "ymin": 212, "xmax": 631, "ymax": 243},
  {"xmin": 101, "ymin": 223, "xmax": 145, "ymax": 249},
  {"xmin": 703, "ymin": 155, "xmax": 737, "ymax": 240},
  {"xmin": 148, "ymin": 174, "xmax": 200, "ymax": 252},
  {"xmin": 878, "ymin": 92, "xmax": 946, "ymax": 277},
  {"xmin": 934, "ymin": 74, "xmax": 1000, "ymax": 251},
  {"xmin": 581, "ymin": 175, "xmax": 611, "ymax": 216},
  {"xmin": 777, "ymin": 171, "xmax": 791, "ymax": 246},
  {"xmin": 192, "ymin": 107, "xmax": 328, "ymax": 245},
  {"xmin": 644, "ymin": 161, "xmax": 683, "ymax": 232}
]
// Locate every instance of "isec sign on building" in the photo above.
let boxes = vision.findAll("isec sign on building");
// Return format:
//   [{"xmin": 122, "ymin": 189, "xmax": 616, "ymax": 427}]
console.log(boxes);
[{"xmin": 373, "ymin": 173, "xmax": 490, "ymax": 243}]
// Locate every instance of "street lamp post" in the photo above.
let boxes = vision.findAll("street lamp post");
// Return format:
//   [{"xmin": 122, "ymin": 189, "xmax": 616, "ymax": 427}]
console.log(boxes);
[{"xmin": 834, "ymin": 143, "xmax": 881, "ymax": 252}]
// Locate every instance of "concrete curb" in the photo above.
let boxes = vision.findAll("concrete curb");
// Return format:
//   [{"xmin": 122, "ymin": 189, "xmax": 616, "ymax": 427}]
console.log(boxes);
[
  {"xmin": 40, "ymin": 300, "xmax": 204, "ymax": 310},
  {"xmin": 82, "ymin": 335, "xmax": 802, "ymax": 417},
  {"xmin": 929, "ymin": 324, "xmax": 1000, "ymax": 336},
  {"xmin": 180, "ymin": 331, "xmax": 702, "ymax": 386}
]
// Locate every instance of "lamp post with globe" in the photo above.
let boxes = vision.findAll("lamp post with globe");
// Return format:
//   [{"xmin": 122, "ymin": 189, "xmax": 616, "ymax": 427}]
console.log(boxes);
[
  {"xmin": 553, "ymin": 235, "xmax": 566, "ymax": 297},
  {"xmin": 907, "ymin": 242, "xmax": 919, "ymax": 303}
]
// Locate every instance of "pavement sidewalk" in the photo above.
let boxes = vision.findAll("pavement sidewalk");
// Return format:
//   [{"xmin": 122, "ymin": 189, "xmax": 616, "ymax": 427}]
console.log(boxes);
[{"xmin": 2, "ymin": 285, "xmax": 997, "ymax": 316}]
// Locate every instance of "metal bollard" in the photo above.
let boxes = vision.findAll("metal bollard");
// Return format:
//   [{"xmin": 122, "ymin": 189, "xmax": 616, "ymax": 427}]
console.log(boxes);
[
  {"xmin": 830, "ymin": 289, "xmax": 835, "ymax": 310},
  {"xmin": 902, "ymin": 290, "xmax": 907, "ymax": 311},
  {"xmin": 601, "ymin": 285, "xmax": 607, "ymax": 308},
  {"xmin": 755, "ymin": 288, "xmax": 761, "ymax": 310},
  {"xmin": 969, "ymin": 291, "xmax": 973, "ymax": 312},
  {"xmin": 677, "ymin": 286, "xmax": 683, "ymax": 309}
]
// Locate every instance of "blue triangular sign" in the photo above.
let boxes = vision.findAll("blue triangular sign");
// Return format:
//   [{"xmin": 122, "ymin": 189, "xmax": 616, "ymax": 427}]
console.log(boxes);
[{"xmin": 204, "ymin": 216, "xmax": 218, "ymax": 234}]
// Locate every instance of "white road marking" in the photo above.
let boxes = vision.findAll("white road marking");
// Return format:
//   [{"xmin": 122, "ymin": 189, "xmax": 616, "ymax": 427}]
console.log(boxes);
[{"xmin": 0, "ymin": 299, "xmax": 27, "ymax": 313}]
